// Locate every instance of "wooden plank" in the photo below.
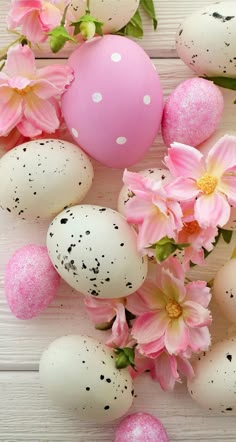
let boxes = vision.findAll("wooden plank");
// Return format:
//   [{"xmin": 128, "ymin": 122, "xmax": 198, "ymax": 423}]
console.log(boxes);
[
  {"xmin": 0, "ymin": 372, "xmax": 236, "ymax": 441},
  {"xmin": 0, "ymin": 58, "xmax": 235, "ymax": 369},
  {"xmin": 0, "ymin": 0, "xmax": 214, "ymax": 58}
]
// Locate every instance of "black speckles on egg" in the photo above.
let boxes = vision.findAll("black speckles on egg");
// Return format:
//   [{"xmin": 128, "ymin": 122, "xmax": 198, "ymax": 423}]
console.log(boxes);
[
  {"xmin": 227, "ymin": 354, "xmax": 232, "ymax": 362},
  {"xmin": 104, "ymin": 405, "xmax": 110, "ymax": 410},
  {"xmin": 60, "ymin": 218, "xmax": 68, "ymax": 224},
  {"xmin": 100, "ymin": 375, "xmax": 105, "ymax": 380}
]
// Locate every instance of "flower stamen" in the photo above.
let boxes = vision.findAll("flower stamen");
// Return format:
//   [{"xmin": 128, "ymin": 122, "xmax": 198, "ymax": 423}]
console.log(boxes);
[
  {"xmin": 166, "ymin": 301, "xmax": 182, "ymax": 319},
  {"xmin": 183, "ymin": 220, "xmax": 200, "ymax": 235},
  {"xmin": 197, "ymin": 173, "xmax": 218, "ymax": 195},
  {"xmin": 13, "ymin": 85, "xmax": 31, "ymax": 96}
]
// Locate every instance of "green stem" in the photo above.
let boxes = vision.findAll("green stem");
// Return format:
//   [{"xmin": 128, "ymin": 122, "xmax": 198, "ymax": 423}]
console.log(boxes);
[
  {"xmin": 0, "ymin": 36, "xmax": 22, "ymax": 61},
  {"xmin": 86, "ymin": 0, "xmax": 90, "ymax": 14},
  {"xmin": 61, "ymin": 3, "xmax": 70, "ymax": 27}
]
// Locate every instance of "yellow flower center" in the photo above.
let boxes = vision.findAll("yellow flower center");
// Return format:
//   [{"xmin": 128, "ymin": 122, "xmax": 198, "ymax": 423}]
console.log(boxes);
[
  {"xmin": 14, "ymin": 85, "xmax": 32, "ymax": 96},
  {"xmin": 183, "ymin": 220, "xmax": 200, "ymax": 235},
  {"xmin": 166, "ymin": 301, "xmax": 182, "ymax": 319},
  {"xmin": 196, "ymin": 173, "xmax": 218, "ymax": 195}
]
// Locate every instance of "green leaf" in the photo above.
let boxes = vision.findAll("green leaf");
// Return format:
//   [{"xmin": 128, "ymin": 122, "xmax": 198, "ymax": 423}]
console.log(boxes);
[
  {"xmin": 220, "ymin": 228, "xmax": 233, "ymax": 244},
  {"xmin": 203, "ymin": 76, "xmax": 236, "ymax": 91},
  {"xmin": 48, "ymin": 26, "xmax": 76, "ymax": 53},
  {"xmin": 118, "ymin": 9, "xmax": 143, "ymax": 38},
  {"xmin": 114, "ymin": 347, "xmax": 136, "ymax": 370},
  {"xmin": 140, "ymin": 0, "xmax": 158, "ymax": 30},
  {"xmin": 150, "ymin": 237, "xmax": 190, "ymax": 262},
  {"xmin": 71, "ymin": 14, "xmax": 104, "ymax": 37}
]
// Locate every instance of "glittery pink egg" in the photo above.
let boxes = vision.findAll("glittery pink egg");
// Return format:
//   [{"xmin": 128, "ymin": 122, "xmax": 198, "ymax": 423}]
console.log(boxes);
[
  {"xmin": 114, "ymin": 412, "xmax": 169, "ymax": 442},
  {"xmin": 161, "ymin": 78, "xmax": 224, "ymax": 147},
  {"xmin": 62, "ymin": 35, "xmax": 163, "ymax": 168},
  {"xmin": 5, "ymin": 245, "xmax": 60, "ymax": 320}
]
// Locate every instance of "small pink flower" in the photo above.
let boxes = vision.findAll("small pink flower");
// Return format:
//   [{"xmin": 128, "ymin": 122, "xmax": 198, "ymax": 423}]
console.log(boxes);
[
  {"xmin": 165, "ymin": 136, "xmax": 236, "ymax": 228},
  {"xmin": 123, "ymin": 170, "xmax": 183, "ymax": 251},
  {"xmin": 127, "ymin": 257, "xmax": 212, "ymax": 356},
  {"xmin": 7, "ymin": 0, "xmax": 70, "ymax": 43},
  {"xmin": 150, "ymin": 350, "xmax": 194, "ymax": 392},
  {"xmin": 0, "ymin": 44, "xmax": 73, "ymax": 137},
  {"xmin": 84, "ymin": 296, "xmax": 130, "ymax": 348},
  {"xmin": 177, "ymin": 201, "xmax": 218, "ymax": 267}
]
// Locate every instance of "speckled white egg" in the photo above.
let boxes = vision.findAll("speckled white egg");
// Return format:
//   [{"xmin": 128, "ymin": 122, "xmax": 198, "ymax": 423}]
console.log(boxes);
[
  {"xmin": 69, "ymin": 0, "xmax": 139, "ymax": 34},
  {"xmin": 39, "ymin": 335, "xmax": 134, "ymax": 422},
  {"xmin": 0, "ymin": 139, "xmax": 94, "ymax": 221},
  {"xmin": 117, "ymin": 168, "xmax": 172, "ymax": 216},
  {"xmin": 176, "ymin": 1, "xmax": 236, "ymax": 78},
  {"xmin": 47, "ymin": 205, "xmax": 148, "ymax": 298},
  {"xmin": 213, "ymin": 258, "xmax": 236, "ymax": 324},
  {"xmin": 188, "ymin": 337, "xmax": 236, "ymax": 414}
]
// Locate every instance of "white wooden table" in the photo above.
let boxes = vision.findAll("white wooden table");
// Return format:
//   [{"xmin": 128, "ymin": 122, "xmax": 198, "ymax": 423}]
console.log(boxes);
[{"xmin": 1, "ymin": 1, "xmax": 236, "ymax": 440}]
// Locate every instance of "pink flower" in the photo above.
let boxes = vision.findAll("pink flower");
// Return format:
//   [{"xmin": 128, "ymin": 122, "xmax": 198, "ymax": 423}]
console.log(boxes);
[
  {"xmin": 7, "ymin": 0, "xmax": 70, "ymax": 43},
  {"xmin": 0, "ymin": 44, "xmax": 73, "ymax": 137},
  {"xmin": 84, "ymin": 296, "xmax": 130, "ymax": 348},
  {"xmin": 165, "ymin": 136, "xmax": 236, "ymax": 228},
  {"xmin": 127, "ymin": 257, "xmax": 212, "ymax": 356},
  {"xmin": 150, "ymin": 350, "xmax": 194, "ymax": 392},
  {"xmin": 177, "ymin": 201, "xmax": 218, "ymax": 267},
  {"xmin": 123, "ymin": 170, "xmax": 183, "ymax": 251}
]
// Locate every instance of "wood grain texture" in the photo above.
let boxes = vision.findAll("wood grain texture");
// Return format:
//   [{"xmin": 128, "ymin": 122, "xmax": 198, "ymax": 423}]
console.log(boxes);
[
  {"xmin": 1, "ymin": 0, "xmax": 216, "ymax": 58},
  {"xmin": 1, "ymin": 372, "xmax": 236, "ymax": 442}
]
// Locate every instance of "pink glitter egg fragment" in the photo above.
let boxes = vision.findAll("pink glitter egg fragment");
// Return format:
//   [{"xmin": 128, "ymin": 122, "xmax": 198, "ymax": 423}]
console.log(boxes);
[
  {"xmin": 114, "ymin": 412, "xmax": 169, "ymax": 442},
  {"xmin": 5, "ymin": 245, "xmax": 60, "ymax": 320},
  {"xmin": 62, "ymin": 35, "xmax": 163, "ymax": 168},
  {"xmin": 161, "ymin": 78, "xmax": 224, "ymax": 148}
]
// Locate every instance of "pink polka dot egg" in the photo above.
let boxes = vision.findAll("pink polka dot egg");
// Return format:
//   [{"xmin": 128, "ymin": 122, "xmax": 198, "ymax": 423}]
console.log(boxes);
[
  {"xmin": 114, "ymin": 412, "xmax": 169, "ymax": 442},
  {"xmin": 62, "ymin": 35, "xmax": 163, "ymax": 168},
  {"xmin": 5, "ymin": 245, "xmax": 61, "ymax": 320}
]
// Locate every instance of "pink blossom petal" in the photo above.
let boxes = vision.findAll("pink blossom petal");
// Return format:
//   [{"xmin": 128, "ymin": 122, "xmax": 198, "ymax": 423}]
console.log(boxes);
[
  {"xmin": 0, "ymin": 86, "xmax": 14, "ymax": 104},
  {"xmin": 132, "ymin": 351, "xmax": 154, "ymax": 378},
  {"xmin": 123, "ymin": 170, "xmax": 153, "ymax": 200},
  {"xmin": 40, "ymin": 2, "xmax": 62, "ymax": 28},
  {"xmin": 177, "ymin": 355, "xmax": 194, "ymax": 380},
  {"xmin": 183, "ymin": 300, "xmax": 212, "ymax": 328},
  {"xmin": 160, "ymin": 256, "xmax": 186, "ymax": 283},
  {"xmin": 126, "ymin": 280, "xmax": 166, "ymax": 315},
  {"xmin": 7, "ymin": 2, "xmax": 41, "ymax": 28},
  {"xmin": 160, "ymin": 268, "xmax": 186, "ymax": 303},
  {"xmin": 37, "ymin": 64, "xmax": 74, "ymax": 93},
  {"xmin": 206, "ymin": 135, "xmax": 236, "ymax": 177},
  {"xmin": 32, "ymin": 79, "xmax": 60, "ymax": 99},
  {"xmin": 151, "ymin": 352, "xmax": 179, "ymax": 391},
  {"xmin": 132, "ymin": 311, "xmax": 168, "ymax": 344},
  {"xmin": 0, "ymin": 93, "xmax": 23, "ymax": 136},
  {"xmin": 6, "ymin": 44, "xmax": 36, "ymax": 77},
  {"xmin": 22, "ymin": 10, "xmax": 46, "ymax": 42},
  {"xmin": 165, "ymin": 318, "xmax": 189, "ymax": 354},
  {"xmin": 24, "ymin": 94, "xmax": 60, "ymax": 133},
  {"xmin": 107, "ymin": 303, "xmax": 129, "ymax": 348},
  {"xmin": 165, "ymin": 143, "xmax": 205, "ymax": 179},
  {"xmin": 125, "ymin": 197, "xmax": 154, "ymax": 224},
  {"xmin": 137, "ymin": 211, "xmax": 177, "ymax": 250},
  {"xmin": 84, "ymin": 296, "xmax": 115, "ymax": 324},
  {"xmin": 165, "ymin": 177, "xmax": 199, "ymax": 201},
  {"xmin": 138, "ymin": 336, "xmax": 165, "ymax": 358},
  {"xmin": 17, "ymin": 118, "xmax": 42, "ymax": 137},
  {"xmin": 185, "ymin": 281, "xmax": 211, "ymax": 308},
  {"xmin": 218, "ymin": 174, "xmax": 236, "ymax": 206},
  {"xmin": 187, "ymin": 327, "xmax": 211, "ymax": 353},
  {"xmin": 195, "ymin": 192, "xmax": 231, "ymax": 228}
]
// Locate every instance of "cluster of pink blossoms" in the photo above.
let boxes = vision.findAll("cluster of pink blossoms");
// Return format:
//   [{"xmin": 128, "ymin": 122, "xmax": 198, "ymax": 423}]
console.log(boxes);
[{"xmin": 85, "ymin": 136, "xmax": 236, "ymax": 391}]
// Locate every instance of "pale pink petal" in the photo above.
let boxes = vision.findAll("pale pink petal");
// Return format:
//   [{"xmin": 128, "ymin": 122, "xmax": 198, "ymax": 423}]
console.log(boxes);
[
  {"xmin": 183, "ymin": 300, "xmax": 212, "ymax": 328},
  {"xmin": 138, "ymin": 335, "xmax": 165, "ymax": 358},
  {"xmin": 8, "ymin": 77, "xmax": 31, "ymax": 90},
  {"xmin": 165, "ymin": 143, "xmax": 205, "ymax": 179},
  {"xmin": 160, "ymin": 268, "xmax": 186, "ymax": 303},
  {"xmin": 132, "ymin": 311, "xmax": 169, "ymax": 344},
  {"xmin": 22, "ymin": 10, "xmax": 46, "ymax": 42},
  {"xmin": 165, "ymin": 318, "xmax": 189, "ymax": 354},
  {"xmin": 137, "ymin": 211, "xmax": 177, "ymax": 250},
  {"xmin": 7, "ymin": 2, "xmax": 41, "ymax": 28},
  {"xmin": 183, "ymin": 247, "xmax": 205, "ymax": 268},
  {"xmin": 177, "ymin": 355, "xmax": 194, "ymax": 380},
  {"xmin": 187, "ymin": 327, "xmax": 211, "ymax": 353},
  {"xmin": 160, "ymin": 256, "xmax": 186, "ymax": 283},
  {"xmin": 31, "ymin": 79, "xmax": 60, "ymax": 99},
  {"xmin": 126, "ymin": 280, "xmax": 166, "ymax": 315},
  {"xmin": 195, "ymin": 192, "xmax": 231, "ymax": 228},
  {"xmin": 0, "ymin": 86, "xmax": 14, "ymax": 104},
  {"xmin": 84, "ymin": 296, "xmax": 115, "ymax": 324},
  {"xmin": 17, "ymin": 118, "xmax": 42, "ymax": 138},
  {"xmin": 40, "ymin": 3, "xmax": 62, "ymax": 28},
  {"xmin": 123, "ymin": 170, "xmax": 153, "ymax": 200},
  {"xmin": 131, "ymin": 351, "xmax": 154, "ymax": 378},
  {"xmin": 37, "ymin": 65, "xmax": 74, "ymax": 93},
  {"xmin": 0, "ymin": 93, "xmax": 23, "ymax": 136},
  {"xmin": 185, "ymin": 281, "xmax": 211, "ymax": 308},
  {"xmin": 165, "ymin": 177, "xmax": 199, "ymax": 201},
  {"xmin": 206, "ymin": 135, "xmax": 236, "ymax": 176},
  {"xmin": 218, "ymin": 175, "xmax": 236, "ymax": 206},
  {"xmin": 6, "ymin": 44, "xmax": 36, "ymax": 77},
  {"xmin": 151, "ymin": 352, "xmax": 180, "ymax": 391},
  {"xmin": 107, "ymin": 303, "xmax": 129, "ymax": 348},
  {"xmin": 125, "ymin": 197, "xmax": 154, "ymax": 224},
  {"xmin": 24, "ymin": 94, "xmax": 60, "ymax": 133}
]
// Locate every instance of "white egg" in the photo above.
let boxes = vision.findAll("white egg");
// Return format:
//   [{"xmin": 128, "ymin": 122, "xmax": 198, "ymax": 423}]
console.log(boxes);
[
  {"xmin": 39, "ymin": 335, "xmax": 134, "ymax": 422},
  {"xmin": 69, "ymin": 0, "xmax": 139, "ymax": 34},
  {"xmin": 188, "ymin": 337, "xmax": 236, "ymax": 414},
  {"xmin": 117, "ymin": 168, "xmax": 172, "ymax": 216},
  {"xmin": 47, "ymin": 205, "xmax": 148, "ymax": 298},
  {"xmin": 176, "ymin": 1, "xmax": 236, "ymax": 77},
  {"xmin": 213, "ymin": 258, "xmax": 236, "ymax": 324},
  {"xmin": 0, "ymin": 139, "xmax": 93, "ymax": 221}
]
